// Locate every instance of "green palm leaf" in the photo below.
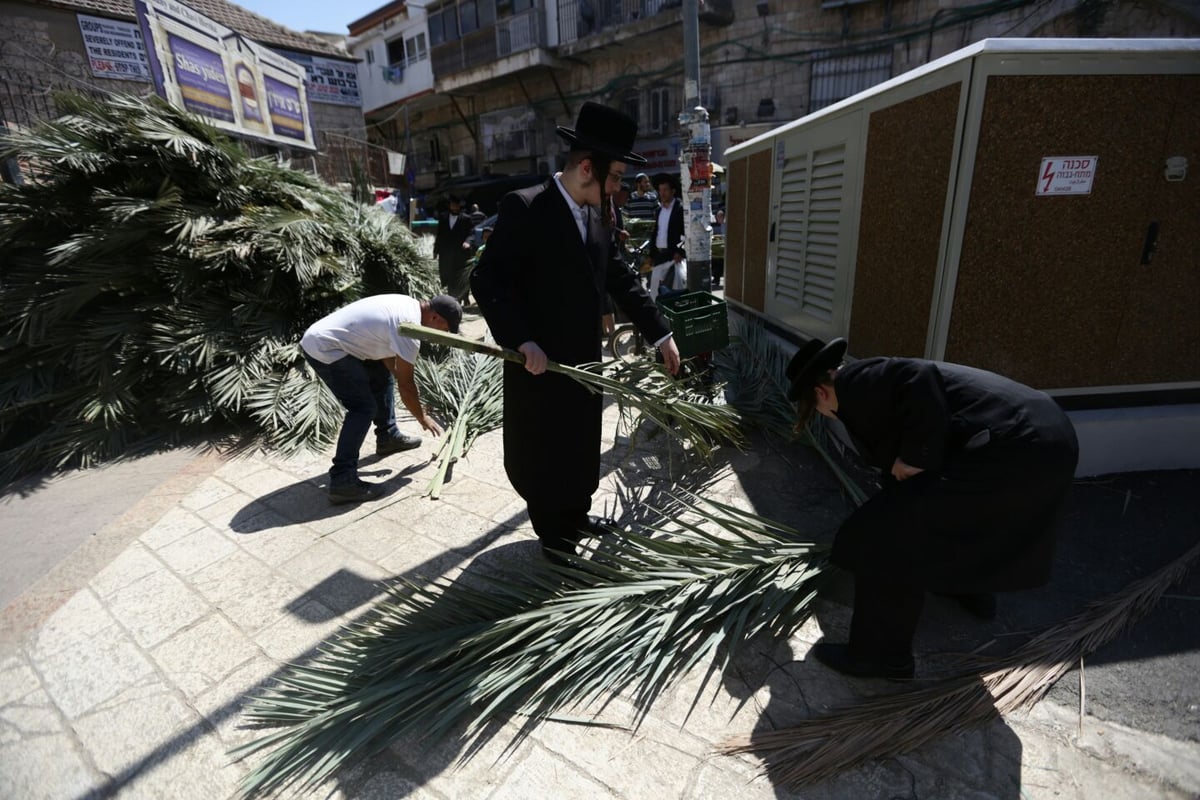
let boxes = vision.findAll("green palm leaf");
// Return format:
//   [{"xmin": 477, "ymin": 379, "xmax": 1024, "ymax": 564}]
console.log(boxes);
[
  {"xmin": 0, "ymin": 91, "xmax": 438, "ymax": 485},
  {"xmin": 414, "ymin": 349, "xmax": 504, "ymax": 497},
  {"xmin": 399, "ymin": 324, "xmax": 745, "ymax": 459},
  {"xmin": 232, "ymin": 492, "xmax": 829, "ymax": 798}
]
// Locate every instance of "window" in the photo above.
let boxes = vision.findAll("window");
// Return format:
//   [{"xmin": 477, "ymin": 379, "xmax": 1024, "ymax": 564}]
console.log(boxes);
[
  {"xmin": 478, "ymin": 0, "xmax": 496, "ymax": 27},
  {"xmin": 649, "ymin": 86, "xmax": 673, "ymax": 135},
  {"xmin": 429, "ymin": 6, "xmax": 460, "ymax": 45},
  {"xmin": 460, "ymin": 1, "xmax": 479, "ymax": 35},
  {"xmin": 810, "ymin": 48, "xmax": 892, "ymax": 112},
  {"xmin": 405, "ymin": 33, "xmax": 427, "ymax": 63},
  {"xmin": 386, "ymin": 38, "xmax": 405, "ymax": 65},
  {"xmin": 620, "ymin": 91, "xmax": 639, "ymax": 128},
  {"xmin": 364, "ymin": 47, "xmax": 375, "ymax": 65},
  {"xmin": 512, "ymin": 0, "xmax": 532, "ymax": 12}
]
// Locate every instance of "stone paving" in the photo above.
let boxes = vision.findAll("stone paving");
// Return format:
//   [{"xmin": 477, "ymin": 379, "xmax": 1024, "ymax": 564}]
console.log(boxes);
[{"xmin": 2, "ymin": 316, "xmax": 1198, "ymax": 799}]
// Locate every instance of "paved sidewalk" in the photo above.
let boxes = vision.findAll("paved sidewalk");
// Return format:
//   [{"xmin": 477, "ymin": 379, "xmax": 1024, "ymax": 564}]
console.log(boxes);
[{"xmin": 2, "ymin": 316, "xmax": 1198, "ymax": 799}]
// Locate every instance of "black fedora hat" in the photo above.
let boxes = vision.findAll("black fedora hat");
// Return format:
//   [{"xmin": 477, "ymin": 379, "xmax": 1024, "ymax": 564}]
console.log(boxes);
[
  {"xmin": 556, "ymin": 102, "xmax": 647, "ymax": 165},
  {"xmin": 786, "ymin": 337, "xmax": 847, "ymax": 400}
]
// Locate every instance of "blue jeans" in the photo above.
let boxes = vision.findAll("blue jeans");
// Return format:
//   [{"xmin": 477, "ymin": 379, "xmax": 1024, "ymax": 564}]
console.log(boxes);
[{"xmin": 304, "ymin": 353, "xmax": 401, "ymax": 484}]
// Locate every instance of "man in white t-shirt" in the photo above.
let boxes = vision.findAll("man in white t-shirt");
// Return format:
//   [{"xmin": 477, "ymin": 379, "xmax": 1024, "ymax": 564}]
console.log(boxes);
[{"xmin": 300, "ymin": 293, "xmax": 462, "ymax": 504}]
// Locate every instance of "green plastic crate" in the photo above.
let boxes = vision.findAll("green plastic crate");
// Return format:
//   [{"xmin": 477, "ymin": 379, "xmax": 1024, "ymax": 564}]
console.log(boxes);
[{"xmin": 657, "ymin": 291, "xmax": 729, "ymax": 358}]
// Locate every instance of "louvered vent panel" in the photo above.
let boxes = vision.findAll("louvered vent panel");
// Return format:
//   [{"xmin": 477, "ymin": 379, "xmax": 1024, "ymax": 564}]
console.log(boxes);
[
  {"xmin": 774, "ymin": 153, "xmax": 809, "ymax": 306},
  {"xmin": 800, "ymin": 143, "xmax": 845, "ymax": 320}
]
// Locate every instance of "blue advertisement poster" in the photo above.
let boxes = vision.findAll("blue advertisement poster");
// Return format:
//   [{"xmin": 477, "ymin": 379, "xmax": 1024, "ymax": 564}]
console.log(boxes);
[{"xmin": 135, "ymin": 0, "xmax": 315, "ymax": 150}]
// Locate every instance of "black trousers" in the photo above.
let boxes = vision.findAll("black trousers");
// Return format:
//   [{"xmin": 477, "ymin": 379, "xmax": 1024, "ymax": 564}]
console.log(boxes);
[
  {"xmin": 847, "ymin": 575, "xmax": 925, "ymax": 662},
  {"xmin": 527, "ymin": 500, "xmax": 590, "ymax": 557}
]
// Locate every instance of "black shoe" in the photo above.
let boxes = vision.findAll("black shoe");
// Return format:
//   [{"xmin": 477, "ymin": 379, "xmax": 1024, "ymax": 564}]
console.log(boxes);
[
  {"xmin": 947, "ymin": 592, "xmax": 997, "ymax": 621},
  {"xmin": 328, "ymin": 480, "xmax": 386, "ymax": 505},
  {"xmin": 809, "ymin": 641, "xmax": 914, "ymax": 681},
  {"xmin": 583, "ymin": 515, "xmax": 620, "ymax": 538},
  {"xmin": 376, "ymin": 432, "xmax": 421, "ymax": 456},
  {"xmin": 540, "ymin": 540, "xmax": 579, "ymax": 567}
]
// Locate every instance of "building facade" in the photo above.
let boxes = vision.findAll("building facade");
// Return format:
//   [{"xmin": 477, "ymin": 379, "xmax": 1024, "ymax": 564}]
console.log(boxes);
[
  {"xmin": 349, "ymin": 0, "xmax": 1199, "ymax": 205},
  {"xmin": 0, "ymin": 0, "xmax": 369, "ymax": 185}
]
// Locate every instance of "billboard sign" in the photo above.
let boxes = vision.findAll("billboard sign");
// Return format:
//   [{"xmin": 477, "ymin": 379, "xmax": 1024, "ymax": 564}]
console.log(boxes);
[
  {"xmin": 136, "ymin": 0, "xmax": 315, "ymax": 150},
  {"xmin": 278, "ymin": 51, "xmax": 361, "ymax": 107},
  {"xmin": 77, "ymin": 14, "xmax": 152, "ymax": 82}
]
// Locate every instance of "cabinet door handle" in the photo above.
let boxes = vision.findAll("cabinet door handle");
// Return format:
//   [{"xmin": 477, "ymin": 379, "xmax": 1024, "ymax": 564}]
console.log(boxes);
[{"xmin": 1141, "ymin": 221, "xmax": 1160, "ymax": 265}]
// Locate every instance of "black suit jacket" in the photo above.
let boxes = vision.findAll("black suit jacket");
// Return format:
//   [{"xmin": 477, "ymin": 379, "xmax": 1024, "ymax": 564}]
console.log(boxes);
[
  {"xmin": 471, "ymin": 181, "xmax": 670, "ymax": 504},
  {"xmin": 433, "ymin": 213, "xmax": 474, "ymax": 268},
  {"xmin": 831, "ymin": 357, "xmax": 1079, "ymax": 592},
  {"xmin": 649, "ymin": 199, "xmax": 685, "ymax": 264}
]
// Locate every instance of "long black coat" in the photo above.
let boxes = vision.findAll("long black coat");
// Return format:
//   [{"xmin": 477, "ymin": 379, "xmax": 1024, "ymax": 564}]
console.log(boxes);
[
  {"xmin": 830, "ymin": 358, "xmax": 1079, "ymax": 593},
  {"xmin": 433, "ymin": 213, "xmax": 475, "ymax": 292},
  {"xmin": 470, "ymin": 181, "xmax": 671, "ymax": 506}
]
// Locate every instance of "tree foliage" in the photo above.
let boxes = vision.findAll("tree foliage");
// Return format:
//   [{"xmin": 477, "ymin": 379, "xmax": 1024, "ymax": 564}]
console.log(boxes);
[{"xmin": 0, "ymin": 92, "xmax": 437, "ymax": 485}]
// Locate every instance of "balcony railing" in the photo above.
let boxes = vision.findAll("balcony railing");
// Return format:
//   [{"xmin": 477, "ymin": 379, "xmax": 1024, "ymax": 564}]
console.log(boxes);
[
  {"xmin": 558, "ymin": 0, "xmax": 670, "ymax": 45},
  {"xmin": 432, "ymin": 8, "xmax": 548, "ymax": 79},
  {"xmin": 497, "ymin": 9, "xmax": 544, "ymax": 57}
]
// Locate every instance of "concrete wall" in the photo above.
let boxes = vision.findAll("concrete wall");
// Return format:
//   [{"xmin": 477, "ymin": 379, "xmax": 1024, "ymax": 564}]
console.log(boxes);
[{"xmin": 1, "ymin": 2, "xmax": 150, "ymax": 128}]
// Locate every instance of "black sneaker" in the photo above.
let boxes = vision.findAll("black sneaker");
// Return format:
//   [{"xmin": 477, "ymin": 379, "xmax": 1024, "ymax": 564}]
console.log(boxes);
[
  {"xmin": 376, "ymin": 432, "xmax": 421, "ymax": 456},
  {"xmin": 328, "ymin": 480, "xmax": 386, "ymax": 505},
  {"xmin": 809, "ymin": 641, "xmax": 914, "ymax": 681}
]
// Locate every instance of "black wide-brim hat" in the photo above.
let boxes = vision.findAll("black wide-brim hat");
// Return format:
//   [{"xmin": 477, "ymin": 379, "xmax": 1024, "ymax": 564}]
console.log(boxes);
[
  {"xmin": 786, "ymin": 337, "xmax": 847, "ymax": 400},
  {"xmin": 556, "ymin": 102, "xmax": 647, "ymax": 166}
]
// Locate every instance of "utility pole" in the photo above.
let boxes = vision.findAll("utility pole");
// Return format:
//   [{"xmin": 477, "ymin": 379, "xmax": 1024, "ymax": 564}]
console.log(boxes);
[{"xmin": 679, "ymin": 0, "xmax": 712, "ymax": 292}]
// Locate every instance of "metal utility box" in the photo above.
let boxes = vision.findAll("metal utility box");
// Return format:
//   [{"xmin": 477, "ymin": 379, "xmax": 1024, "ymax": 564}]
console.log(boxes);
[{"xmin": 723, "ymin": 38, "xmax": 1199, "ymax": 401}]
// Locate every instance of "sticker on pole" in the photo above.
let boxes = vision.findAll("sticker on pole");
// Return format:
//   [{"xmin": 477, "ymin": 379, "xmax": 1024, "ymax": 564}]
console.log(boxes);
[{"xmin": 1036, "ymin": 156, "xmax": 1098, "ymax": 196}]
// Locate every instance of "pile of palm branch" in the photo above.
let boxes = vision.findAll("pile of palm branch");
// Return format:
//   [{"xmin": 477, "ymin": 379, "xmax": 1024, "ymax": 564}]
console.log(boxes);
[
  {"xmin": 233, "ymin": 493, "xmax": 829, "ymax": 798},
  {"xmin": 414, "ymin": 349, "xmax": 503, "ymax": 497},
  {"xmin": 0, "ymin": 92, "xmax": 437, "ymax": 485},
  {"xmin": 720, "ymin": 539, "xmax": 1200, "ymax": 789}
]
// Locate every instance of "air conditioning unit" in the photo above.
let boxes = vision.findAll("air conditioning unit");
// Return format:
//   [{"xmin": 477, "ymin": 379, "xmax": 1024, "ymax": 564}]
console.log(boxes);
[
  {"xmin": 536, "ymin": 155, "xmax": 557, "ymax": 176},
  {"xmin": 449, "ymin": 154, "xmax": 473, "ymax": 177}
]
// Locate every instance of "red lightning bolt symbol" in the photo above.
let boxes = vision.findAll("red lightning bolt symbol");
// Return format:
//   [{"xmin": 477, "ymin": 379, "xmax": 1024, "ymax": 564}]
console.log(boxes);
[{"xmin": 1042, "ymin": 160, "xmax": 1056, "ymax": 193}]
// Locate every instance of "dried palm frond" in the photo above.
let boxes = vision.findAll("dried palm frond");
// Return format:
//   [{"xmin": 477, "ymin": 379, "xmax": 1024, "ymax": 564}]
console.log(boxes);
[
  {"xmin": 720, "ymin": 540, "xmax": 1200, "ymax": 789},
  {"xmin": 414, "ymin": 349, "xmax": 504, "ymax": 497},
  {"xmin": 399, "ymin": 324, "xmax": 745, "ymax": 459},
  {"xmin": 232, "ymin": 492, "xmax": 830, "ymax": 798}
]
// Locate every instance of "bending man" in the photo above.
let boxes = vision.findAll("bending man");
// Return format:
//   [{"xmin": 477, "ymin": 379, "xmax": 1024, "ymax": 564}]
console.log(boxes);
[
  {"xmin": 300, "ymin": 293, "xmax": 462, "ymax": 504},
  {"xmin": 787, "ymin": 338, "xmax": 1078, "ymax": 679}
]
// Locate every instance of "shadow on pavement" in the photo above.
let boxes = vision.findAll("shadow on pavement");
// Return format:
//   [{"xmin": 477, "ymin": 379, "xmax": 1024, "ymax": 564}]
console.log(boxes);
[{"xmin": 74, "ymin": 505, "xmax": 533, "ymax": 800}]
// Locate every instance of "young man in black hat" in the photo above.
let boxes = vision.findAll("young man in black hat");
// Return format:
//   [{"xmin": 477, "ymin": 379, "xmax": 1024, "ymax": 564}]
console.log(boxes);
[
  {"xmin": 433, "ymin": 194, "xmax": 475, "ymax": 303},
  {"xmin": 300, "ymin": 294, "xmax": 462, "ymax": 504},
  {"xmin": 471, "ymin": 102, "xmax": 681, "ymax": 563},
  {"xmin": 787, "ymin": 339, "xmax": 1079, "ymax": 679},
  {"xmin": 648, "ymin": 171, "xmax": 686, "ymax": 296}
]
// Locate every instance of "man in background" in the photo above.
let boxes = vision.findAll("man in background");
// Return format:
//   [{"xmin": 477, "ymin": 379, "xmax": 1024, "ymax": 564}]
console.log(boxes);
[{"xmin": 434, "ymin": 194, "xmax": 475, "ymax": 303}]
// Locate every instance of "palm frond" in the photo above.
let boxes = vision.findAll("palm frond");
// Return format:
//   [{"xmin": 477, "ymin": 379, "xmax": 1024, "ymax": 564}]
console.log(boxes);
[
  {"xmin": 719, "ymin": 539, "xmax": 1200, "ymax": 789},
  {"xmin": 415, "ymin": 350, "xmax": 504, "ymax": 497},
  {"xmin": 232, "ymin": 491, "xmax": 829, "ymax": 798},
  {"xmin": 399, "ymin": 324, "xmax": 745, "ymax": 458},
  {"xmin": 0, "ymin": 91, "xmax": 437, "ymax": 485}
]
